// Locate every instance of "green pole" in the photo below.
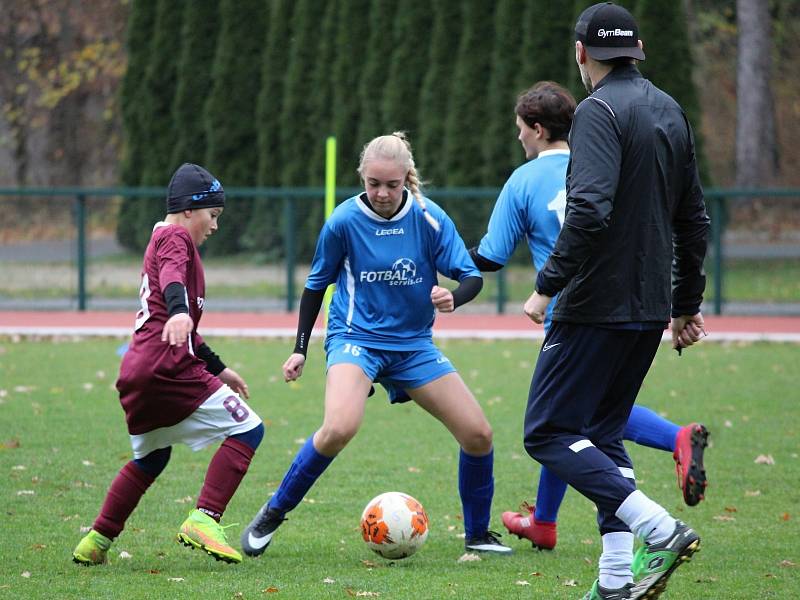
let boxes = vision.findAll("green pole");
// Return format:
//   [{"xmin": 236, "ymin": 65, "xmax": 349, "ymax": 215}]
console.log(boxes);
[
  {"xmin": 323, "ymin": 136, "xmax": 336, "ymax": 325},
  {"xmin": 284, "ymin": 196, "xmax": 295, "ymax": 312},
  {"xmin": 75, "ymin": 194, "xmax": 87, "ymax": 311},
  {"xmin": 712, "ymin": 195, "xmax": 723, "ymax": 315}
]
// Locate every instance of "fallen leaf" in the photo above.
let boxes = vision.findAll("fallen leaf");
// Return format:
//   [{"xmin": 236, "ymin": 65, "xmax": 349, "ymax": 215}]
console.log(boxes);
[
  {"xmin": 724, "ymin": 420, "xmax": 733, "ymax": 428},
  {"xmin": 780, "ymin": 560, "xmax": 796, "ymax": 568},
  {"xmin": 781, "ymin": 513, "xmax": 790, "ymax": 521},
  {"xmin": 754, "ymin": 454, "xmax": 775, "ymax": 465},
  {"xmin": 148, "ymin": 569, "xmax": 161, "ymax": 574},
  {"xmin": 17, "ymin": 490, "xmax": 34, "ymax": 496},
  {"xmin": 515, "ymin": 580, "xmax": 530, "ymax": 586},
  {"xmin": 407, "ymin": 467, "xmax": 421, "ymax": 473},
  {"xmin": 82, "ymin": 383, "xmax": 94, "ymax": 391},
  {"xmin": 262, "ymin": 587, "xmax": 279, "ymax": 593},
  {"xmin": 745, "ymin": 490, "xmax": 761, "ymax": 497},
  {"xmin": 713, "ymin": 515, "xmax": 735, "ymax": 522},
  {"xmin": 168, "ymin": 577, "xmax": 184, "ymax": 582},
  {"xmin": 174, "ymin": 496, "xmax": 193, "ymax": 504},
  {"xmin": 529, "ymin": 572, "xmax": 543, "ymax": 577},
  {"xmin": 31, "ymin": 544, "xmax": 46, "ymax": 550},
  {"xmin": 361, "ymin": 560, "xmax": 378, "ymax": 568},
  {"xmin": 724, "ymin": 506, "xmax": 737, "ymax": 513},
  {"xmin": 581, "ymin": 538, "xmax": 594, "ymax": 545},
  {"xmin": 11, "ymin": 465, "xmax": 26, "ymax": 470},
  {"xmin": 119, "ymin": 551, "xmax": 132, "ymax": 559},
  {"xmin": 323, "ymin": 577, "xmax": 335, "ymax": 584},
  {"xmin": 562, "ymin": 579, "xmax": 577, "ymax": 587},
  {"xmin": 0, "ymin": 439, "xmax": 21, "ymax": 449},
  {"xmin": 458, "ymin": 553, "xmax": 482, "ymax": 562},
  {"xmin": 81, "ymin": 460, "xmax": 94, "ymax": 467},
  {"xmin": 21, "ymin": 571, "xmax": 31, "ymax": 578}
]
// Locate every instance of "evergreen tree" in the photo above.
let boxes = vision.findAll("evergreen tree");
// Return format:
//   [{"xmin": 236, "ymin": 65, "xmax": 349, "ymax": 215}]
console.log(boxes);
[
  {"xmin": 355, "ymin": 0, "xmax": 399, "ymax": 152},
  {"xmin": 381, "ymin": 0, "xmax": 433, "ymax": 138},
  {"xmin": 483, "ymin": 0, "xmax": 524, "ymax": 186},
  {"xmin": 636, "ymin": 0, "xmax": 710, "ymax": 182},
  {"xmin": 332, "ymin": 0, "xmax": 371, "ymax": 187},
  {"xmin": 246, "ymin": 0, "xmax": 293, "ymax": 256},
  {"xmin": 518, "ymin": 0, "xmax": 575, "ymax": 89},
  {"xmin": 442, "ymin": 1, "xmax": 495, "ymax": 187},
  {"xmin": 117, "ymin": 0, "xmax": 156, "ymax": 251},
  {"xmin": 171, "ymin": 0, "xmax": 219, "ymax": 168},
  {"xmin": 417, "ymin": 0, "xmax": 462, "ymax": 187},
  {"xmin": 280, "ymin": 0, "xmax": 328, "ymax": 259},
  {"xmin": 203, "ymin": 0, "xmax": 267, "ymax": 255},
  {"xmin": 306, "ymin": 0, "xmax": 339, "ymax": 186},
  {"xmin": 137, "ymin": 0, "xmax": 186, "ymax": 249},
  {"xmin": 441, "ymin": 0, "xmax": 495, "ymax": 237}
]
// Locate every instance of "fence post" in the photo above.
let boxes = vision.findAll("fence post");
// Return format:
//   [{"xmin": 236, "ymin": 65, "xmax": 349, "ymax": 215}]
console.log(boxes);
[
  {"xmin": 711, "ymin": 195, "xmax": 723, "ymax": 315},
  {"xmin": 496, "ymin": 270, "xmax": 506, "ymax": 314},
  {"xmin": 75, "ymin": 194, "xmax": 87, "ymax": 311},
  {"xmin": 284, "ymin": 196, "xmax": 295, "ymax": 312}
]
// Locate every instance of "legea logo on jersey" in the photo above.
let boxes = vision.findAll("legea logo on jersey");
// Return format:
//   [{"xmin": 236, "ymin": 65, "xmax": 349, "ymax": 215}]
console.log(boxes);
[
  {"xmin": 359, "ymin": 257, "xmax": 423, "ymax": 286},
  {"xmin": 375, "ymin": 227, "xmax": 404, "ymax": 236}
]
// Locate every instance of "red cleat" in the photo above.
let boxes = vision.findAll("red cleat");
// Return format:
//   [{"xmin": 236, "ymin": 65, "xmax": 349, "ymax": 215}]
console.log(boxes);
[
  {"xmin": 673, "ymin": 423, "xmax": 709, "ymax": 506},
  {"xmin": 501, "ymin": 502, "xmax": 557, "ymax": 550}
]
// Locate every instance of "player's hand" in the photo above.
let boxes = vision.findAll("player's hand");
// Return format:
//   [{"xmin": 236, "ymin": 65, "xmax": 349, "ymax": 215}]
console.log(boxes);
[
  {"xmin": 671, "ymin": 312, "xmax": 707, "ymax": 352},
  {"xmin": 218, "ymin": 367, "xmax": 249, "ymax": 399},
  {"xmin": 283, "ymin": 353, "xmax": 306, "ymax": 382},
  {"xmin": 162, "ymin": 313, "xmax": 193, "ymax": 346},
  {"xmin": 523, "ymin": 290, "xmax": 551, "ymax": 324},
  {"xmin": 430, "ymin": 285, "xmax": 455, "ymax": 312}
]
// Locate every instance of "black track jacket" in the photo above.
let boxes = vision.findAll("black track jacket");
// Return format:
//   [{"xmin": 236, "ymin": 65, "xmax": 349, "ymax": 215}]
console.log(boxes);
[{"xmin": 535, "ymin": 64, "xmax": 710, "ymax": 323}]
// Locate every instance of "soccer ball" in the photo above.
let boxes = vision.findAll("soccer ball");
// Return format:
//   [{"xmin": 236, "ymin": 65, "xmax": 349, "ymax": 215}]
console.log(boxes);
[{"xmin": 360, "ymin": 492, "xmax": 429, "ymax": 559}]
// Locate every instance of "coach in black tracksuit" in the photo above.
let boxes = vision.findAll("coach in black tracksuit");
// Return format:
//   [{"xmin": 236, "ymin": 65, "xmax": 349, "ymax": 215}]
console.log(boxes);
[{"xmin": 520, "ymin": 3, "xmax": 710, "ymax": 598}]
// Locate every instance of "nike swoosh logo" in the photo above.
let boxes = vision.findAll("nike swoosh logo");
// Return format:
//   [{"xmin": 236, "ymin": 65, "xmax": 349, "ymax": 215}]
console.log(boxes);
[
  {"xmin": 542, "ymin": 342, "xmax": 562, "ymax": 352},
  {"xmin": 247, "ymin": 531, "xmax": 274, "ymax": 549}
]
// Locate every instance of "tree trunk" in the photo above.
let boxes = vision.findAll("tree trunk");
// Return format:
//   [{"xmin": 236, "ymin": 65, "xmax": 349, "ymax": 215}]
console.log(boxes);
[{"xmin": 736, "ymin": 0, "xmax": 779, "ymax": 188}]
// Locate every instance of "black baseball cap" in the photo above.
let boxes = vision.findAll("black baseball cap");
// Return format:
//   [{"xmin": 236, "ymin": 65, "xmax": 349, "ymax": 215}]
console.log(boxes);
[
  {"xmin": 166, "ymin": 163, "xmax": 225, "ymax": 214},
  {"xmin": 575, "ymin": 2, "xmax": 645, "ymax": 61}
]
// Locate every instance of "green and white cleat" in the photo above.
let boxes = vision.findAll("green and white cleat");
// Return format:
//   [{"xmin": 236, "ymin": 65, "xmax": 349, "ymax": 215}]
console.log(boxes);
[
  {"xmin": 177, "ymin": 509, "xmax": 242, "ymax": 564},
  {"xmin": 73, "ymin": 529, "xmax": 112, "ymax": 565},
  {"xmin": 630, "ymin": 521, "xmax": 700, "ymax": 599},
  {"xmin": 580, "ymin": 579, "xmax": 634, "ymax": 599}
]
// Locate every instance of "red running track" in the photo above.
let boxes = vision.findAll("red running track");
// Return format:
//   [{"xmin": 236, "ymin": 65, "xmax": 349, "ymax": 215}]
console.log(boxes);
[{"xmin": 0, "ymin": 311, "xmax": 798, "ymax": 341}]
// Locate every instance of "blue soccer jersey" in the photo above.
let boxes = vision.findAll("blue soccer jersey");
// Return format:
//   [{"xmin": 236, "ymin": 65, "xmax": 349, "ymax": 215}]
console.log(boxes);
[
  {"xmin": 477, "ymin": 149, "xmax": 569, "ymax": 329},
  {"xmin": 306, "ymin": 190, "xmax": 480, "ymax": 350}
]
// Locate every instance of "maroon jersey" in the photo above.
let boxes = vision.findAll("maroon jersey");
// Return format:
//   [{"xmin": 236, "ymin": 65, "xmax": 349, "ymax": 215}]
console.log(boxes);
[{"xmin": 116, "ymin": 223, "xmax": 222, "ymax": 434}]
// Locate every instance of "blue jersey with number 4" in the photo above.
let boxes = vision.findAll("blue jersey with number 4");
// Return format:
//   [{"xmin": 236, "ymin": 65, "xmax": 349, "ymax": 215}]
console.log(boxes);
[
  {"xmin": 477, "ymin": 149, "xmax": 569, "ymax": 330},
  {"xmin": 306, "ymin": 191, "xmax": 480, "ymax": 350}
]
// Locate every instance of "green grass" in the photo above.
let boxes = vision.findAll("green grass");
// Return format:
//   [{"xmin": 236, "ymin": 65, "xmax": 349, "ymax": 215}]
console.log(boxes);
[{"xmin": 1, "ymin": 338, "xmax": 798, "ymax": 599}]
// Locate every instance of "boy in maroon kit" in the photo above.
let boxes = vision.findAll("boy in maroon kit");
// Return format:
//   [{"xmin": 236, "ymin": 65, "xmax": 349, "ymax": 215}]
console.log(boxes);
[{"xmin": 72, "ymin": 163, "xmax": 264, "ymax": 565}]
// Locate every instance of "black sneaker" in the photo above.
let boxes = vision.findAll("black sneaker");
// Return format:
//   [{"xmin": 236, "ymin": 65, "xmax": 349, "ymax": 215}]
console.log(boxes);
[
  {"xmin": 582, "ymin": 579, "xmax": 634, "ymax": 599},
  {"xmin": 630, "ymin": 520, "xmax": 700, "ymax": 599},
  {"xmin": 240, "ymin": 504, "xmax": 286, "ymax": 557},
  {"xmin": 464, "ymin": 530, "xmax": 512, "ymax": 554}
]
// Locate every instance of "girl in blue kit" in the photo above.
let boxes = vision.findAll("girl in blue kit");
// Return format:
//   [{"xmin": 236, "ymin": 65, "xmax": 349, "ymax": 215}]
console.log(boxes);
[{"xmin": 241, "ymin": 132, "xmax": 511, "ymax": 557}]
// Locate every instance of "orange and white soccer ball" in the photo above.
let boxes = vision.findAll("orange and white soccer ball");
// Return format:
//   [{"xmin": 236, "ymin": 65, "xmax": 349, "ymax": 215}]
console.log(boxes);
[{"xmin": 360, "ymin": 491, "xmax": 429, "ymax": 559}]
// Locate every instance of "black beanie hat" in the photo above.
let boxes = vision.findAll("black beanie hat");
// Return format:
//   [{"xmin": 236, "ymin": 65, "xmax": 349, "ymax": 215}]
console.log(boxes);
[{"xmin": 166, "ymin": 163, "xmax": 225, "ymax": 214}]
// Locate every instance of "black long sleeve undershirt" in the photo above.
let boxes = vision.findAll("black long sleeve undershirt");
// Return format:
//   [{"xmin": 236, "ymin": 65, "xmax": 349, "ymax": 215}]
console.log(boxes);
[
  {"xmin": 468, "ymin": 247, "xmax": 504, "ymax": 272},
  {"xmin": 451, "ymin": 276, "xmax": 483, "ymax": 309},
  {"xmin": 293, "ymin": 287, "xmax": 326, "ymax": 356}
]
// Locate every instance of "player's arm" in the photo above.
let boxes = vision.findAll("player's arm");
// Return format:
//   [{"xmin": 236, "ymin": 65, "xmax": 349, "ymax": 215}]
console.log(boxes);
[
  {"xmin": 535, "ymin": 99, "xmax": 620, "ymax": 297},
  {"xmin": 283, "ymin": 287, "xmax": 325, "ymax": 382},
  {"xmin": 161, "ymin": 281, "xmax": 193, "ymax": 346}
]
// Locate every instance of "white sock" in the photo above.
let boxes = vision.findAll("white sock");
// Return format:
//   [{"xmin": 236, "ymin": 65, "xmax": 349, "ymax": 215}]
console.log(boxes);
[
  {"xmin": 615, "ymin": 490, "xmax": 676, "ymax": 544},
  {"xmin": 598, "ymin": 531, "xmax": 634, "ymax": 589}
]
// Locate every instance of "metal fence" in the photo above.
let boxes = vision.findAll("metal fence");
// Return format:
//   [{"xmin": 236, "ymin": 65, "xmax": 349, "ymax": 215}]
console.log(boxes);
[{"xmin": 0, "ymin": 186, "xmax": 798, "ymax": 314}]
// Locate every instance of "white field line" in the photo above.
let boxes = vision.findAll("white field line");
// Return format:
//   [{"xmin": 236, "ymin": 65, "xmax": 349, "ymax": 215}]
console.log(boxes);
[{"xmin": 0, "ymin": 326, "xmax": 799, "ymax": 343}]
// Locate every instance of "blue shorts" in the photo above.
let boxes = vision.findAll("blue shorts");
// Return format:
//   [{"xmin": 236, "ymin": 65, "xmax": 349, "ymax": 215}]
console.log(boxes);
[{"xmin": 326, "ymin": 339, "xmax": 456, "ymax": 403}]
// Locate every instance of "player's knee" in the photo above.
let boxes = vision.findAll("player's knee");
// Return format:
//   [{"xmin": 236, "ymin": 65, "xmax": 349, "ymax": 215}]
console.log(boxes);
[
  {"xmin": 231, "ymin": 422, "xmax": 264, "ymax": 451},
  {"xmin": 134, "ymin": 446, "xmax": 172, "ymax": 478},
  {"xmin": 462, "ymin": 423, "xmax": 493, "ymax": 455},
  {"xmin": 316, "ymin": 423, "xmax": 358, "ymax": 454}
]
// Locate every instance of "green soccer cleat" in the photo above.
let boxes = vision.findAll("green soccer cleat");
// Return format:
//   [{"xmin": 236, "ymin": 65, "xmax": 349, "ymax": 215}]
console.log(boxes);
[
  {"xmin": 72, "ymin": 529, "xmax": 112, "ymax": 565},
  {"xmin": 580, "ymin": 579, "xmax": 634, "ymax": 599},
  {"xmin": 177, "ymin": 509, "xmax": 242, "ymax": 564},
  {"xmin": 630, "ymin": 521, "xmax": 700, "ymax": 599}
]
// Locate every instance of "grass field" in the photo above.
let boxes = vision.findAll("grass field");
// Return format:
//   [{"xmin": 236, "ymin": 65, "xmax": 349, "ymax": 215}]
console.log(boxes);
[{"xmin": 1, "ymin": 337, "xmax": 798, "ymax": 599}]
